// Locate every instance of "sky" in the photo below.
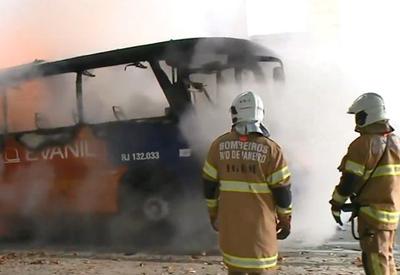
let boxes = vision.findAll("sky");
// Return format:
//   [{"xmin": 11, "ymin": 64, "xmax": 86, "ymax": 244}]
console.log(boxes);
[
  {"xmin": 1, "ymin": 0, "xmax": 399, "ymax": 72},
  {"xmin": 0, "ymin": 0, "xmax": 249, "ymax": 67},
  {"xmin": 0, "ymin": 0, "xmax": 337, "ymax": 67}
]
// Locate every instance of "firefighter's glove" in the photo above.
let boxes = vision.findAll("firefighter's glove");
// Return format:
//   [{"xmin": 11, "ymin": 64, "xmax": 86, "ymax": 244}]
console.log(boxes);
[
  {"xmin": 276, "ymin": 214, "xmax": 291, "ymax": 240},
  {"xmin": 330, "ymin": 200, "xmax": 343, "ymax": 226}
]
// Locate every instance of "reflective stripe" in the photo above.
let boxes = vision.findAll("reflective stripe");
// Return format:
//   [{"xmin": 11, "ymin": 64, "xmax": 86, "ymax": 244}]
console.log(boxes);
[
  {"xmin": 332, "ymin": 188, "xmax": 348, "ymax": 204},
  {"xmin": 371, "ymin": 164, "xmax": 400, "ymax": 178},
  {"xmin": 277, "ymin": 205, "xmax": 292, "ymax": 215},
  {"xmin": 370, "ymin": 253, "xmax": 383, "ymax": 275},
  {"xmin": 223, "ymin": 252, "xmax": 277, "ymax": 269},
  {"xmin": 267, "ymin": 166, "xmax": 291, "ymax": 186},
  {"xmin": 345, "ymin": 162, "xmax": 400, "ymax": 179},
  {"xmin": 220, "ymin": 180, "xmax": 270, "ymax": 194},
  {"xmin": 360, "ymin": 206, "xmax": 400, "ymax": 224},
  {"xmin": 206, "ymin": 199, "xmax": 217, "ymax": 208},
  {"xmin": 203, "ymin": 161, "xmax": 218, "ymax": 180},
  {"xmin": 344, "ymin": 160, "xmax": 365, "ymax": 176}
]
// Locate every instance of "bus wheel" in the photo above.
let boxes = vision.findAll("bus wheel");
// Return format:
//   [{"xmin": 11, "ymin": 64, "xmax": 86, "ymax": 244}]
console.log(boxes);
[
  {"xmin": 142, "ymin": 196, "xmax": 170, "ymax": 222},
  {"xmin": 115, "ymin": 166, "xmax": 181, "ymax": 247}
]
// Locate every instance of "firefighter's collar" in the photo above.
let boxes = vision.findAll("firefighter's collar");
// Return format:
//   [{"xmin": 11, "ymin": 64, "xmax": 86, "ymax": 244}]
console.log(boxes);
[
  {"xmin": 233, "ymin": 121, "xmax": 270, "ymax": 137},
  {"xmin": 356, "ymin": 121, "xmax": 394, "ymax": 134}
]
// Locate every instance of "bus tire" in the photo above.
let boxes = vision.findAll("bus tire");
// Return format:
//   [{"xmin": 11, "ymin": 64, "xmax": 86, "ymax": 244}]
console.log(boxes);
[{"xmin": 114, "ymin": 165, "xmax": 181, "ymax": 247}]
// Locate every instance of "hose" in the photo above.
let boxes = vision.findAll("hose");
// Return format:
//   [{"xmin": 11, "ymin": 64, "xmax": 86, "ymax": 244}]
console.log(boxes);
[{"xmin": 351, "ymin": 216, "xmax": 360, "ymax": 240}]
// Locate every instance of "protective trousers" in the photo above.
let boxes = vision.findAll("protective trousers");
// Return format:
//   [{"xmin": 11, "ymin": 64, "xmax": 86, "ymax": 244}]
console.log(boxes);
[
  {"xmin": 358, "ymin": 218, "xmax": 397, "ymax": 275},
  {"xmin": 228, "ymin": 269, "xmax": 277, "ymax": 275}
]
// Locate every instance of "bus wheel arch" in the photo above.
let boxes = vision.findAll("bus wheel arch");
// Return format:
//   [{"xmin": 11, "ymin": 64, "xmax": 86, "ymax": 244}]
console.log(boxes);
[{"xmin": 118, "ymin": 165, "xmax": 181, "ymax": 220}]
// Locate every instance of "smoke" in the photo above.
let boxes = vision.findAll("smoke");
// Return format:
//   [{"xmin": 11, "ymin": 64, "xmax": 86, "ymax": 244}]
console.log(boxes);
[
  {"xmin": 255, "ymin": 33, "xmax": 357, "ymax": 247},
  {"xmin": 0, "ymin": 162, "xmax": 54, "ymax": 216},
  {"xmin": 280, "ymin": 0, "xmax": 400, "ymax": 246},
  {"xmin": 178, "ymin": 0, "xmax": 400, "ymax": 249},
  {"xmin": 4, "ymin": 75, "xmax": 77, "ymax": 132},
  {"xmin": 0, "ymin": 161, "xmax": 55, "ymax": 240},
  {"xmin": 178, "ymin": 30, "xmax": 391, "ymax": 248},
  {"xmin": 82, "ymin": 64, "xmax": 170, "ymax": 123}
]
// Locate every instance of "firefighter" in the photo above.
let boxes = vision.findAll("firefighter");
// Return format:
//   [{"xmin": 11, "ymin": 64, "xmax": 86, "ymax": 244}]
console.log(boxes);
[
  {"xmin": 330, "ymin": 93, "xmax": 400, "ymax": 275},
  {"xmin": 202, "ymin": 91, "xmax": 292, "ymax": 275}
]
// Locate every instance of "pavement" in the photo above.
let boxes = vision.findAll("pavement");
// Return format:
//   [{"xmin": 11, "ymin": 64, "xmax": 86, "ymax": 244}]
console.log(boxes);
[{"xmin": 0, "ymin": 224, "xmax": 398, "ymax": 274}]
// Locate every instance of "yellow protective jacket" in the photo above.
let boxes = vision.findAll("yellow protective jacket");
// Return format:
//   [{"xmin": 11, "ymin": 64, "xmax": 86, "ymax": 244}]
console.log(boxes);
[
  {"xmin": 331, "ymin": 122, "xmax": 400, "ymax": 230},
  {"xmin": 202, "ymin": 130, "xmax": 292, "ymax": 272}
]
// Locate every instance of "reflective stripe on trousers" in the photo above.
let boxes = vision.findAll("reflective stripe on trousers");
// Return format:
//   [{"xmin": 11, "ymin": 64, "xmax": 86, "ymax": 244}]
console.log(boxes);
[
  {"xmin": 359, "ymin": 207, "xmax": 400, "ymax": 225},
  {"xmin": 223, "ymin": 252, "xmax": 278, "ymax": 270}
]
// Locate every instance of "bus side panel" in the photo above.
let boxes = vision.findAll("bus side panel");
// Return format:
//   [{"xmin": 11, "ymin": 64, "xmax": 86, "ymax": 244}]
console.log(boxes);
[
  {"xmin": 0, "ymin": 127, "xmax": 126, "ymax": 217},
  {"xmin": 103, "ymin": 120, "xmax": 201, "ymax": 193}
]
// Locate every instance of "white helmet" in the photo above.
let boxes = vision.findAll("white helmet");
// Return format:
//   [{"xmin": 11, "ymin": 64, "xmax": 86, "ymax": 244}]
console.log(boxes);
[
  {"xmin": 348, "ymin": 93, "xmax": 388, "ymax": 127},
  {"xmin": 230, "ymin": 91, "xmax": 264, "ymax": 124}
]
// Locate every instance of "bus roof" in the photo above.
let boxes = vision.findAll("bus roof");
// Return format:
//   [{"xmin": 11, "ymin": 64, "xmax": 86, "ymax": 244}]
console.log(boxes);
[{"xmin": 0, "ymin": 37, "xmax": 280, "ymax": 88}]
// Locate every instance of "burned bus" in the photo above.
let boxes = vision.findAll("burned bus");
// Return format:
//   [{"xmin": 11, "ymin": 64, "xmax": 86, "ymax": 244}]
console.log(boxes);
[{"xmin": 0, "ymin": 37, "xmax": 284, "ymax": 244}]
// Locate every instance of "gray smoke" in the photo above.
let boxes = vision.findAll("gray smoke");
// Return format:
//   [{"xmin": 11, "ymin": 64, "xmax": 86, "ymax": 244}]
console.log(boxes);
[{"xmin": 178, "ymin": 33, "xmax": 362, "ymax": 248}]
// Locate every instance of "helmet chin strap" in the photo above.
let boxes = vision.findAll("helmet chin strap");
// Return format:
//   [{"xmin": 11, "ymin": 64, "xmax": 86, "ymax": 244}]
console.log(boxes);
[{"xmin": 233, "ymin": 121, "xmax": 270, "ymax": 137}]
